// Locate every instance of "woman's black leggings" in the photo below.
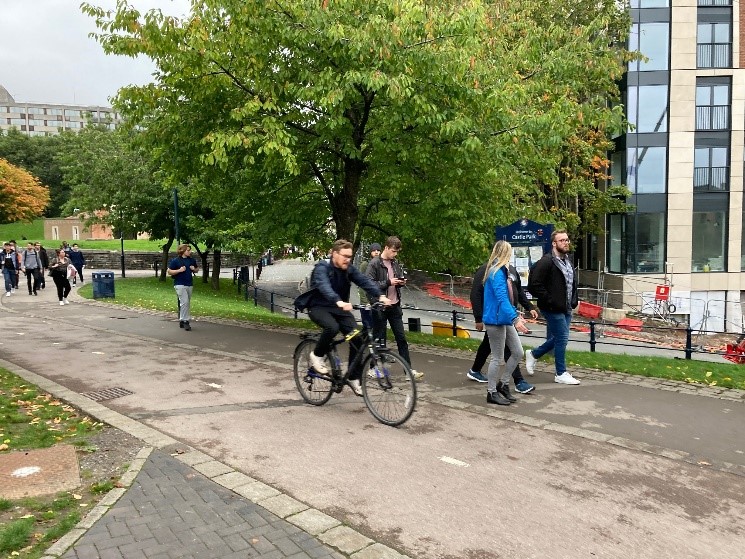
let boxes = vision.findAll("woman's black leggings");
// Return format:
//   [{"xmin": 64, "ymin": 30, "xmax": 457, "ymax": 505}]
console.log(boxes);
[{"xmin": 52, "ymin": 274, "xmax": 71, "ymax": 301}]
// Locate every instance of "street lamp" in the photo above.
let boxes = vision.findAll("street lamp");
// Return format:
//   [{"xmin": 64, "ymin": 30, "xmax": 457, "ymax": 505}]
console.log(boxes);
[{"xmin": 119, "ymin": 209, "xmax": 126, "ymax": 278}]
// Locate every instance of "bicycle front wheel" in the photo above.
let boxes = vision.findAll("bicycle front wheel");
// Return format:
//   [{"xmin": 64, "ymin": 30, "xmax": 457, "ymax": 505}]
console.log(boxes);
[
  {"xmin": 293, "ymin": 339, "xmax": 334, "ymax": 406},
  {"xmin": 362, "ymin": 351, "xmax": 417, "ymax": 426}
]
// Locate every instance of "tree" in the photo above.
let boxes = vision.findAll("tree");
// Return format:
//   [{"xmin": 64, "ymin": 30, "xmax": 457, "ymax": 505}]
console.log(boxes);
[
  {"xmin": 83, "ymin": 0, "xmax": 632, "ymax": 272},
  {"xmin": 0, "ymin": 129, "xmax": 68, "ymax": 216},
  {"xmin": 56, "ymin": 125, "xmax": 179, "ymax": 279},
  {"xmin": 0, "ymin": 158, "xmax": 50, "ymax": 223}
]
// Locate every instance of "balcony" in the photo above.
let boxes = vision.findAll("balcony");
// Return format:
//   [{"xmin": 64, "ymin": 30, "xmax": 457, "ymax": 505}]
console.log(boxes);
[
  {"xmin": 695, "ymin": 105, "xmax": 729, "ymax": 130},
  {"xmin": 693, "ymin": 166, "xmax": 729, "ymax": 191},
  {"xmin": 697, "ymin": 43, "xmax": 732, "ymax": 68}
]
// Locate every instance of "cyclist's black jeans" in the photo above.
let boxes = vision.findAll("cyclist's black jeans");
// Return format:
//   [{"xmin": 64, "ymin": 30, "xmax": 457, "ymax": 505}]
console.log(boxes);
[
  {"xmin": 471, "ymin": 330, "xmax": 525, "ymax": 384},
  {"xmin": 308, "ymin": 306, "xmax": 363, "ymax": 380},
  {"xmin": 373, "ymin": 303, "xmax": 411, "ymax": 366}
]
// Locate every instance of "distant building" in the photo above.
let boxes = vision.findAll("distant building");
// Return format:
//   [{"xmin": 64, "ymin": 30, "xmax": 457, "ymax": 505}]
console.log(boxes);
[
  {"xmin": 44, "ymin": 217, "xmax": 114, "ymax": 242},
  {"xmin": 0, "ymin": 84, "xmax": 122, "ymax": 137}
]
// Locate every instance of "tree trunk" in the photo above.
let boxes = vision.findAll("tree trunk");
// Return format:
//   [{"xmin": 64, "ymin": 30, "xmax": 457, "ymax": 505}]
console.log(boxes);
[
  {"xmin": 211, "ymin": 249, "xmax": 221, "ymax": 290},
  {"xmin": 332, "ymin": 158, "xmax": 362, "ymax": 241},
  {"xmin": 159, "ymin": 234, "xmax": 175, "ymax": 282}
]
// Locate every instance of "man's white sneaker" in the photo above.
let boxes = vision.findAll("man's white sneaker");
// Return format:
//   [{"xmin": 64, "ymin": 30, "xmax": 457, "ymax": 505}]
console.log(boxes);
[
  {"xmin": 525, "ymin": 350, "xmax": 536, "ymax": 376},
  {"xmin": 63, "ymin": 298, "xmax": 70, "ymax": 305},
  {"xmin": 59, "ymin": 301, "xmax": 65, "ymax": 306},
  {"xmin": 308, "ymin": 352, "xmax": 329, "ymax": 375},
  {"xmin": 4, "ymin": 292, "xmax": 10, "ymax": 297},
  {"xmin": 555, "ymin": 372, "xmax": 580, "ymax": 385},
  {"xmin": 410, "ymin": 369, "xmax": 424, "ymax": 381},
  {"xmin": 347, "ymin": 379, "xmax": 363, "ymax": 397}
]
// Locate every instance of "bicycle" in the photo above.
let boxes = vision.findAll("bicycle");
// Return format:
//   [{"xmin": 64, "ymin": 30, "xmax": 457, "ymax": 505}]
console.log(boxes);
[{"xmin": 292, "ymin": 304, "xmax": 417, "ymax": 426}]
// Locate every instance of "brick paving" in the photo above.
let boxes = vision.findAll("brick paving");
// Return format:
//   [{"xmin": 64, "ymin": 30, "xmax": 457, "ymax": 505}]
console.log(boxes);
[{"xmin": 60, "ymin": 451, "xmax": 347, "ymax": 559}]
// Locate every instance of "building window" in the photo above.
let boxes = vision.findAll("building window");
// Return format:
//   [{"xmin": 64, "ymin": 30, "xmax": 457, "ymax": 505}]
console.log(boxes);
[
  {"xmin": 694, "ymin": 147, "xmax": 729, "ymax": 191},
  {"xmin": 695, "ymin": 80, "xmax": 730, "ymax": 130},
  {"xmin": 72, "ymin": 226, "xmax": 80, "ymax": 240},
  {"xmin": 52, "ymin": 226, "xmax": 59, "ymax": 241},
  {"xmin": 692, "ymin": 211, "xmax": 727, "ymax": 271},
  {"xmin": 627, "ymin": 85, "xmax": 668, "ymax": 133},
  {"xmin": 629, "ymin": 22, "xmax": 670, "ymax": 72},
  {"xmin": 627, "ymin": 146, "xmax": 666, "ymax": 193},
  {"xmin": 608, "ymin": 213, "xmax": 665, "ymax": 274},
  {"xmin": 632, "ymin": 0, "xmax": 670, "ymax": 6},
  {"xmin": 697, "ymin": 22, "xmax": 731, "ymax": 68}
]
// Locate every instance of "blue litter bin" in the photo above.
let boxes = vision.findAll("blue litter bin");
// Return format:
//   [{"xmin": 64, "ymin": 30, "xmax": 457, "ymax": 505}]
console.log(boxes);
[{"xmin": 92, "ymin": 271, "xmax": 115, "ymax": 299}]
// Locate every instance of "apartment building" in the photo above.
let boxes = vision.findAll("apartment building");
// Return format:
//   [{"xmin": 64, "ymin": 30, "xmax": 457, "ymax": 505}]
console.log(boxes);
[
  {"xmin": 0, "ymin": 84, "xmax": 121, "ymax": 137},
  {"xmin": 575, "ymin": 0, "xmax": 745, "ymax": 332}
]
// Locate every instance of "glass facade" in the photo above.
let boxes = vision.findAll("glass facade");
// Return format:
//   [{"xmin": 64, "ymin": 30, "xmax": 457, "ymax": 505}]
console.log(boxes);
[
  {"xmin": 627, "ymin": 85, "xmax": 668, "ymax": 133},
  {"xmin": 692, "ymin": 211, "xmax": 727, "ymax": 271},
  {"xmin": 609, "ymin": 213, "xmax": 666, "ymax": 274},
  {"xmin": 626, "ymin": 146, "xmax": 666, "ymax": 193},
  {"xmin": 629, "ymin": 23, "xmax": 670, "ymax": 72}
]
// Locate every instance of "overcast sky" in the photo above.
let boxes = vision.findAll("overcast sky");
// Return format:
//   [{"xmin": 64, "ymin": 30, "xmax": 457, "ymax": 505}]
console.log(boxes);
[{"xmin": 0, "ymin": 0, "xmax": 192, "ymax": 107}]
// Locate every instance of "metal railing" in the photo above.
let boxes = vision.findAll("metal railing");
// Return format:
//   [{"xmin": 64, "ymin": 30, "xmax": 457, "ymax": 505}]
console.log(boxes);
[
  {"xmin": 693, "ymin": 166, "xmax": 729, "ymax": 191},
  {"xmin": 695, "ymin": 105, "xmax": 729, "ymax": 130}
]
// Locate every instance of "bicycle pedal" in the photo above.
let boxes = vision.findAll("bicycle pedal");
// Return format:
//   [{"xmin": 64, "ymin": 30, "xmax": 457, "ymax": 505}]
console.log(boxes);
[{"xmin": 333, "ymin": 383, "xmax": 344, "ymax": 394}]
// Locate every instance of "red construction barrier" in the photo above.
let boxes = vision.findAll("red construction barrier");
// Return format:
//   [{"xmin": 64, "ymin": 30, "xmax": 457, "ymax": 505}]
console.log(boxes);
[
  {"xmin": 615, "ymin": 318, "xmax": 643, "ymax": 332},
  {"xmin": 577, "ymin": 301, "xmax": 603, "ymax": 319}
]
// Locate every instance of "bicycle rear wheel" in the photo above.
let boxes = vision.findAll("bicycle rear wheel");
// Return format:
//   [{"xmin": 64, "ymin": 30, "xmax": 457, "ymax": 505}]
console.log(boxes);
[
  {"xmin": 293, "ymin": 339, "xmax": 334, "ymax": 405},
  {"xmin": 362, "ymin": 351, "xmax": 416, "ymax": 426}
]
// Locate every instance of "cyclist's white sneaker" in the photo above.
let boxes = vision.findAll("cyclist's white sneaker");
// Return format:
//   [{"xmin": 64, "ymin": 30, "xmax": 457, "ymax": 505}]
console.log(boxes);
[
  {"xmin": 525, "ymin": 350, "xmax": 536, "ymax": 376},
  {"xmin": 309, "ymin": 352, "xmax": 329, "ymax": 375},
  {"xmin": 555, "ymin": 372, "xmax": 581, "ymax": 385},
  {"xmin": 347, "ymin": 379, "xmax": 363, "ymax": 397},
  {"xmin": 411, "ymin": 369, "xmax": 424, "ymax": 381}
]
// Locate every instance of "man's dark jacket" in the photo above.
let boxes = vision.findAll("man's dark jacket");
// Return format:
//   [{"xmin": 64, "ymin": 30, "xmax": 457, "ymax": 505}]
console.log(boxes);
[
  {"xmin": 364, "ymin": 256, "xmax": 405, "ymax": 304},
  {"xmin": 295, "ymin": 259, "xmax": 380, "ymax": 311},
  {"xmin": 471, "ymin": 264, "xmax": 534, "ymax": 323},
  {"xmin": 527, "ymin": 253, "xmax": 578, "ymax": 313}
]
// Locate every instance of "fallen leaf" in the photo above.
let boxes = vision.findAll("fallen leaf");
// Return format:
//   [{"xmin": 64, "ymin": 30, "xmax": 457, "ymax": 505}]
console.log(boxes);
[
  {"xmin": 20, "ymin": 514, "xmax": 34, "ymax": 519},
  {"xmin": 697, "ymin": 461, "xmax": 711, "ymax": 466},
  {"xmin": 73, "ymin": 494, "xmax": 82, "ymax": 500}
]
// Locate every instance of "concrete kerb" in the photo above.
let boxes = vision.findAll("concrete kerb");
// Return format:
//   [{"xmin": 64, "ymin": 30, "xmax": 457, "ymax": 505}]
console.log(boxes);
[{"xmin": 0, "ymin": 358, "xmax": 408, "ymax": 559}]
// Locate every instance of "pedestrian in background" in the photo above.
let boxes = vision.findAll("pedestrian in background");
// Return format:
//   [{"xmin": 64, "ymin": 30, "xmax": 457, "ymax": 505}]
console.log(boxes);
[
  {"xmin": 482, "ymin": 240, "xmax": 530, "ymax": 405},
  {"xmin": 21, "ymin": 242, "xmax": 43, "ymax": 295},
  {"xmin": 365, "ymin": 236, "xmax": 424, "ymax": 381},
  {"xmin": 357, "ymin": 242, "xmax": 381, "ymax": 329},
  {"xmin": 2, "ymin": 242, "xmax": 18, "ymax": 297},
  {"xmin": 49, "ymin": 248, "xmax": 72, "ymax": 305},
  {"xmin": 68, "ymin": 243, "xmax": 86, "ymax": 284},
  {"xmin": 168, "ymin": 244, "xmax": 198, "ymax": 331},
  {"xmin": 526, "ymin": 229, "xmax": 580, "ymax": 385},
  {"xmin": 35, "ymin": 242, "xmax": 49, "ymax": 289},
  {"xmin": 467, "ymin": 261, "xmax": 538, "ymax": 394},
  {"xmin": 8, "ymin": 240, "xmax": 20, "ymax": 291}
]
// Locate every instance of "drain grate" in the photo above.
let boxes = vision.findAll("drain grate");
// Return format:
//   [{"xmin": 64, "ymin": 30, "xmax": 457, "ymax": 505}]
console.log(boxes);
[{"xmin": 81, "ymin": 387, "xmax": 134, "ymax": 402}]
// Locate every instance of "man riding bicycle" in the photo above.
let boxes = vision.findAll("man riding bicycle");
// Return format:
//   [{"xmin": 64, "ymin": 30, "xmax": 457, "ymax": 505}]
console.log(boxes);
[{"xmin": 295, "ymin": 239, "xmax": 391, "ymax": 396}]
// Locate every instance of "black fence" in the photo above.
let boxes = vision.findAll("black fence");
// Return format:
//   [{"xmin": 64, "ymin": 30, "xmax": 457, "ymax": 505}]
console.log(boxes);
[{"xmin": 231, "ymin": 267, "xmax": 742, "ymax": 363}]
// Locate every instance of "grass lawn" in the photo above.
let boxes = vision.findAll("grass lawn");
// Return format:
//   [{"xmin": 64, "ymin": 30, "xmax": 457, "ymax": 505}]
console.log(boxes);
[
  {"xmin": 0, "ymin": 368, "xmax": 112, "ymax": 559},
  {"xmin": 79, "ymin": 277, "xmax": 745, "ymax": 391}
]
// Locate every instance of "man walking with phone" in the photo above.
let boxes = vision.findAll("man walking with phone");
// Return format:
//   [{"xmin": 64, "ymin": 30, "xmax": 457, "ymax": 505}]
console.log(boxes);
[{"xmin": 365, "ymin": 236, "xmax": 424, "ymax": 380}]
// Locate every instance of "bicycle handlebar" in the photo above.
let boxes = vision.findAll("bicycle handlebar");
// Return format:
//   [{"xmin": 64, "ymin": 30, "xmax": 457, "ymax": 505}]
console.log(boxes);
[{"xmin": 352, "ymin": 302, "xmax": 386, "ymax": 311}]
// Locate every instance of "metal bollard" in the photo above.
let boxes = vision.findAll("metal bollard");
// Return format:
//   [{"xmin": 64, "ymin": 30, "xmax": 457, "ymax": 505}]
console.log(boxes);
[
  {"xmin": 589, "ymin": 321, "xmax": 596, "ymax": 352},
  {"xmin": 408, "ymin": 317, "xmax": 421, "ymax": 332},
  {"xmin": 685, "ymin": 327, "xmax": 693, "ymax": 359},
  {"xmin": 270, "ymin": 292, "xmax": 275, "ymax": 313},
  {"xmin": 253, "ymin": 286, "xmax": 258, "ymax": 306},
  {"xmin": 452, "ymin": 310, "xmax": 458, "ymax": 337}
]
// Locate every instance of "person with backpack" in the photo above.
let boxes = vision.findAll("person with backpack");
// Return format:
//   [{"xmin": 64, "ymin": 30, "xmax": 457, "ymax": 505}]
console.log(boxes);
[
  {"xmin": 20, "ymin": 242, "xmax": 43, "ymax": 295},
  {"xmin": 294, "ymin": 239, "xmax": 390, "ymax": 396}
]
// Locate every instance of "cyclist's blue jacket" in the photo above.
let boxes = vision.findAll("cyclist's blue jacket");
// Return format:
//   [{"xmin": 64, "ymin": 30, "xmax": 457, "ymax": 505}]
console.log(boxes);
[{"xmin": 304, "ymin": 259, "xmax": 381, "ymax": 310}]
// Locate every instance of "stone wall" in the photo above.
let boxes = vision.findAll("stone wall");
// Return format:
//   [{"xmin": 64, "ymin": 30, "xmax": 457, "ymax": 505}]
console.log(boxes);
[{"xmin": 42, "ymin": 250, "xmax": 253, "ymax": 271}]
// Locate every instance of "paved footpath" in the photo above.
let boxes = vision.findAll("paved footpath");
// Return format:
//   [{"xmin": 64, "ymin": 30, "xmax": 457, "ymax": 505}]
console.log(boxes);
[{"xmin": 1, "ymin": 265, "xmax": 744, "ymax": 559}]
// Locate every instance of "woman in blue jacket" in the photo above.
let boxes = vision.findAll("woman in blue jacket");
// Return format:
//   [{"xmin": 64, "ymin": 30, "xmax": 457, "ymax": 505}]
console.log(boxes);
[{"xmin": 482, "ymin": 240, "xmax": 530, "ymax": 405}]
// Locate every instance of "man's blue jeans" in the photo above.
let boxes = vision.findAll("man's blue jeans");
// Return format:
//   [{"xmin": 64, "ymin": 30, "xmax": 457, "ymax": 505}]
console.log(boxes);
[
  {"xmin": 532, "ymin": 311, "xmax": 572, "ymax": 374},
  {"xmin": 3, "ymin": 268, "xmax": 14, "ymax": 293}
]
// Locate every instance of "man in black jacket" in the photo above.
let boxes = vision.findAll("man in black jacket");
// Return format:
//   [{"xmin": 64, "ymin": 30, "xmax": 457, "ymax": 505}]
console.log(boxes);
[
  {"xmin": 301, "ymin": 239, "xmax": 389, "ymax": 396},
  {"xmin": 365, "ymin": 236, "xmax": 424, "ymax": 380},
  {"xmin": 467, "ymin": 262, "xmax": 538, "ymax": 393},
  {"xmin": 526, "ymin": 229, "xmax": 580, "ymax": 385}
]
